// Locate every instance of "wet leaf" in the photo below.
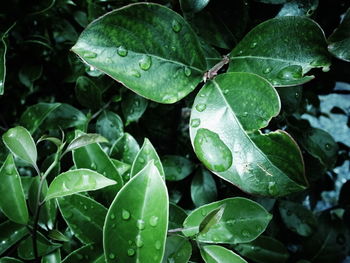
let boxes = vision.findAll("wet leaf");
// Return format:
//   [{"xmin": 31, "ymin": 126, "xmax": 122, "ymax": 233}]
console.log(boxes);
[
  {"xmin": 162, "ymin": 235, "xmax": 192, "ymax": 263},
  {"xmin": 110, "ymin": 133, "xmax": 140, "ymax": 164},
  {"xmin": 191, "ymin": 168, "xmax": 217, "ymax": 207},
  {"xmin": 75, "ymin": 76, "xmax": 102, "ymax": 110},
  {"xmin": 162, "ymin": 155, "xmax": 194, "ymax": 181},
  {"xmin": 96, "ymin": 111, "xmax": 124, "ymax": 143},
  {"xmin": 201, "ymin": 245, "xmax": 247, "ymax": 263},
  {"xmin": 61, "ymin": 243, "xmax": 102, "ymax": 263},
  {"xmin": 0, "ymin": 221, "xmax": 29, "ymax": 256},
  {"xmin": 65, "ymin": 133, "xmax": 108, "ymax": 153},
  {"xmin": 122, "ymin": 92, "xmax": 148, "ymax": 125}
]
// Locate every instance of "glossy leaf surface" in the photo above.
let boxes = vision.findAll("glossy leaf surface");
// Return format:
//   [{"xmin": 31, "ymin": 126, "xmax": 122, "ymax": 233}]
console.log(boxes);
[
  {"xmin": 110, "ymin": 133, "xmax": 140, "ymax": 164},
  {"xmin": 2, "ymin": 126, "xmax": 37, "ymax": 167},
  {"xmin": 190, "ymin": 73, "xmax": 307, "ymax": 196},
  {"xmin": 228, "ymin": 16, "xmax": 331, "ymax": 86},
  {"xmin": 104, "ymin": 161, "xmax": 168, "ymax": 263},
  {"xmin": 0, "ymin": 221, "xmax": 29, "ymax": 256},
  {"xmin": 72, "ymin": 3, "xmax": 207, "ymax": 103},
  {"xmin": 61, "ymin": 244, "xmax": 102, "ymax": 263},
  {"xmin": 41, "ymin": 249, "xmax": 61, "ymax": 263},
  {"xmin": 96, "ymin": 111, "xmax": 124, "ymax": 143},
  {"xmin": 122, "ymin": 92, "xmax": 148, "ymax": 125},
  {"xmin": 180, "ymin": 0, "xmax": 210, "ymax": 13},
  {"xmin": 162, "ymin": 235, "xmax": 192, "ymax": 263},
  {"xmin": 201, "ymin": 245, "xmax": 247, "ymax": 263},
  {"xmin": 162, "ymin": 155, "xmax": 194, "ymax": 181},
  {"xmin": 0, "ymin": 154, "xmax": 29, "ymax": 224},
  {"xmin": 191, "ymin": 168, "xmax": 217, "ymax": 207},
  {"xmin": 46, "ymin": 169, "xmax": 116, "ymax": 200},
  {"xmin": 66, "ymin": 133, "xmax": 108, "ymax": 153},
  {"xmin": 75, "ymin": 76, "xmax": 102, "ymax": 109},
  {"xmin": 0, "ymin": 25, "xmax": 13, "ymax": 95},
  {"xmin": 58, "ymin": 194, "xmax": 107, "ymax": 244},
  {"xmin": 130, "ymin": 138, "xmax": 164, "ymax": 179},
  {"xmin": 0, "ymin": 258, "xmax": 24, "ymax": 263},
  {"xmin": 328, "ymin": 8, "xmax": 350, "ymax": 62},
  {"xmin": 169, "ymin": 203, "xmax": 187, "ymax": 229},
  {"xmin": 183, "ymin": 197, "xmax": 272, "ymax": 244}
]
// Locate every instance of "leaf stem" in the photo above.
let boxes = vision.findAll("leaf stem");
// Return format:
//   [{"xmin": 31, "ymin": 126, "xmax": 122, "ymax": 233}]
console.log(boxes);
[{"xmin": 203, "ymin": 54, "xmax": 230, "ymax": 82}]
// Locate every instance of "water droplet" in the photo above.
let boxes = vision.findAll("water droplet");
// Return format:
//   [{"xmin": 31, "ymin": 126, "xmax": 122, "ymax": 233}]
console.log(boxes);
[
  {"xmin": 242, "ymin": 111, "xmax": 248, "ymax": 117},
  {"xmin": 172, "ymin": 20, "xmax": 182, "ymax": 33},
  {"xmin": 223, "ymin": 89, "xmax": 229, "ymax": 94},
  {"xmin": 256, "ymin": 224, "xmax": 263, "ymax": 232},
  {"xmin": 117, "ymin": 46, "xmax": 128, "ymax": 57},
  {"xmin": 195, "ymin": 103, "xmax": 206, "ymax": 112},
  {"xmin": 295, "ymin": 92, "xmax": 300, "ymax": 99},
  {"xmin": 155, "ymin": 240, "xmax": 161, "ymax": 250},
  {"xmin": 190, "ymin": 118, "xmax": 200, "ymax": 128},
  {"xmin": 322, "ymin": 65, "xmax": 330, "ymax": 72},
  {"xmin": 90, "ymin": 163, "xmax": 96, "ymax": 169},
  {"xmin": 263, "ymin": 67, "xmax": 272, "ymax": 74},
  {"xmin": 194, "ymin": 128, "xmax": 232, "ymax": 172},
  {"xmin": 83, "ymin": 51, "xmax": 97, "ymax": 59},
  {"xmin": 5, "ymin": 165, "xmax": 13, "ymax": 174},
  {"xmin": 83, "ymin": 205, "xmax": 88, "ymax": 210},
  {"xmin": 110, "ymin": 213, "xmax": 116, "ymax": 220},
  {"xmin": 162, "ymin": 95, "xmax": 177, "ymax": 103},
  {"xmin": 184, "ymin": 67, "xmax": 191, "ymax": 77},
  {"xmin": 122, "ymin": 209, "xmax": 130, "ymax": 220},
  {"xmin": 139, "ymin": 157, "xmax": 145, "ymax": 164},
  {"xmin": 250, "ymin": 42, "xmax": 257, "ymax": 49},
  {"xmin": 127, "ymin": 248, "xmax": 135, "ymax": 256},
  {"xmin": 268, "ymin": 181, "xmax": 278, "ymax": 195},
  {"xmin": 325, "ymin": 143, "xmax": 331, "ymax": 150},
  {"xmin": 201, "ymin": 210, "xmax": 207, "ymax": 216},
  {"xmin": 136, "ymin": 219, "xmax": 145, "ymax": 230},
  {"xmin": 108, "ymin": 253, "xmax": 116, "ymax": 259},
  {"xmin": 241, "ymin": 229, "xmax": 250, "ymax": 237},
  {"xmin": 139, "ymin": 55, "xmax": 152, "ymax": 71},
  {"xmin": 149, "ymin": 216, "xmax": 159, "ymax": 227},
  {"xmin": 130, "ymin": 70, "xmax": 141, "ymax": 78},
  {"xmin": 277, "ymin": 65, "xmax": 303, "ymax": 80},
  {"xmin": 135, "ymin": 235, "xmax": 144, "ymax": 247}
]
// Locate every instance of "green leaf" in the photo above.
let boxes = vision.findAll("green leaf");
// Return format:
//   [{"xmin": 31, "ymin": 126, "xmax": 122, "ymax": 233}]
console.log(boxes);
[
  {"xmin": 48, "ymin": 229, "xmax": 70, "ymax": 242},
  {"xmin": 58, "ymin": 194, "xmax": 107, "ymax": 244},
  {"xmin": 0, "ymin": 154, "xmax": 29, "ymax": 224},
  {"xmin": 198, "ymin": 205, "xmax": 225, "ymax": 235},
  {"xmin": 169, "ymin": 203, "xmax": 187, "ymax": 229},
  {"xmin": 72, "ymin": 3, "xmax": 207, "ymax": 103},
  {"xmin": 62, "ymin": 244, "xmax": 103, "ymax": 263},
  {"xmin": 0, "ymin": 221, "xmax": 29, "ymax": 256},
  {"xmin": 275, "ymin": 86, "xmax": 303, "ymax": 114},
  {"xmin": 278, "ymin": 200, "xmax": 317, "ymax": 236},
  {"xmin": 182, "ymin": 197, "xmax": 272, "ymax": 244},
  {"xmin": 17, "ymin": 232, "xmax": 61, "ymax": 260},
  {"xmin": 0, "ymin": 257, "xmax": 24, "ymax": 263},
  {"xmin": 122, "ymin": 92, "xmax": 148, "ymax": 125},
  {"xmin": 96, "ymin": 111, "xmax": 124, "ymax": 143},
  {"xmin": 328, "ymin": 8, "xmax": 350, "ymax": 62},
  {"xmin": 66, "ymin": 133, "xmax": 108, "ymax": 153},
  {"xmin": 41, "ymin": 249, "xmax": 61, "ymax": 263},
  {"xmin": 0, "ymin": 24, "xmax": 15, "ymax": 95},
  {"xmin": 180, "ymin": 0, "xmax": 210, "ymax": 13},
  {"xmin": 233, "ymin": 236, "xmax": 289, "ymax": 263},
  {"xmin": 75, "ymin": 76, "xmax": 102, "ymax": 109},
  {"xmin": 162, "ymin": 235, "xmax": 192, "ymax": 263},
  {"xmin": 46, "ymin": 169, "xmax": 116, "ymax": 201},
  {"xmin": 191, "ymin": 168, "xmax": 217, "ymax": 207},
  {"xmin": 111, "ymin": 159, "xmax": 131, "ymax": 183},
  {"xmin": 110, "ymin": 133, "xmax": 140, "ymax": 164},
  {"xmin": 103, "ymin": 161, "xmax": 168, "ymax": 263},
  {"xmin": 190, "ymin": 72, "xmax": 307, "ymax": 196},
  {"xmin": 228, "ymin": 16, "xmax": 331, "ymax": 86},
  {"xmin": 201, "ymin": 245, "xmax": 247, "ymax": 263},
  {"xmin": 162, "ymin": 155, "xmax": 194, "ymax": 181},
  {"xmin": 130, "ymin": 138, "xmax": 164, "ymax": 179},
  {"xmin": 2, "ymin": 126, "xmax": 37, "ymax": 168}
]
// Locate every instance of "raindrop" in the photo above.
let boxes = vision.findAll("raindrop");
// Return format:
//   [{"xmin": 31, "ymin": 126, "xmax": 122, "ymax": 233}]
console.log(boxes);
[
  {"xmin": 172, "ymin": 20, "xmax": 182, "ymax": 33},
  {"xmin": 195, "ymin": 103, "xmax": 206, "ymax": 112},
  {"xmin": 184, "ymin": 67, "xmax": 191, "ymax": 77},
  {"xmin": 139, "ymin": 55, "xmax": 152, "ymax": 71},
  {"xmin": 223, "ymin": 89, "xmax": 229, "ymax": 94},
  {"xmin": 190, "ymin": 118, "xmax": 200, "ymax": 128},
  {"xmin": 122, "ymin": 209, "xmax": 131, "ymax": 220},
  {"xmin": 83, "ymin": 205, "xmax": 88, "ymax": 210},
  {"xmin": 295, "ymin": 92, "xmax": 300, "ymax": 99},
  {"xmin": 149, "ymin": 216, "xmax": 159, "ymax": 227},
  {"xmin": 90, "ymin": 163, "xmax": 96, "ymax": 169},
  {"xmin": 136, "ymin": 219, "xmax": 145, "ymax": 230},
  {"xmin": 241, "ymin": 229, "xmax": 250, "ymax": 237},
  {"xmin": 110, "ymin": 213, "xmax": 116, "ymax": 220},
  {"xmin": 250, "ymin": 42, "xmax": 257, "ymax": 49},
  {"xmin": 263, "ymin": 67, "xmax": 272, "ymax": 74},
  {"xmin": 5, "ymin": 165, "xmax": 13, "ymax": 174},
  {"xmin": 155, "ymin": 240, "xmax": 161, "ymax": 250},
  {"xmin": 268, "ymin": 181, "xmax": 277, "ymax": 195},
  {"xmin": 194, "ymin": 128, "xmax": 232, "ymax": 172},
  {"xmin": 242, "ymin": 111, "xmax": 248, "ymax": 117},
  {"xmin": 139, "ymin": 157, "xmax": 145, "ymax": 164},
  {"xmin": 277, "ymin": 65, "xmax": 303, "ymax": 80},
  {"xmin": 201, "ymin": 210, "xmax": 207, "ymax": 216},
  {"xmin": 83, "ymin": 51, "xmax": 97, "ymax": 59},
  {"xmin": 127, "ymin": 248, "xmax": 135, "ymax": 256},
  {"xmin": 135, "ymin": 235, "xmax": 144, "ymax": 247},
  {"xmin": 130, "ymin": 70, "xmax": 141, "ymax": 78},
  {"xmin": 117, "ymin": 46, "xmax": 128, "ymax": 57},
  {"xmin": 256, "ymin": 224, "xmax": 263, "ymax": 232},
  {"xmin": 322, "ymin": 65, "xmax": 330, "ymax": 72},
  {"xmin": 325, "ymin": 143, "xmax": 331, "ymax": 150},
  {"xmin": 108, "ymin": 253, "xmax": 116, "ymax": 259}
]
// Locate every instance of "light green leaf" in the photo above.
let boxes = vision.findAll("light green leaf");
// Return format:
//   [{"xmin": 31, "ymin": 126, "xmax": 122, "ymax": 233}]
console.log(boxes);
[
  {"xmin": 96, "ymin": 111, "xmax": 124, "ymax": 144},
  {"xmin": 190, "ymin": 72, "xmax": 307, "ymax": 196},
  {"xmin": 0, "ymin": 257, "xmax": 24, "ymax": 263},
  {"xmin": 62, "ymin": 244, "xmax": 103, "ymax": 263},
  {"xmin": 75, "ymin": 76, "xmax": 102, "ymax": 109},
  {"xmin": 0, "ymin": 221, "xmax": 29, "ymax": 256},
  {"xmin": 48, "ymin": 229, "xmax": 70, "ymax": 242},
  {"xmin": 228, "ymin": 16, "xmax": 331, "ymax": 86},
  {"xmin": 41, "ymin": 249, "xmax": 61, "ymax": 263},
  {"xmin": 58, "ymin": 194, "xmax": 107, "ymax": 244},
  {"xmin": 66, "ymin": 133, "xmax": 108, "ymax": 153},
  {"xmin": 182, "ymin": 197, "xmax": 272, "ymax": 244},
  {"xmin": 130, "ymin": 138, "xmax": 164, "ymax": 179},
  {"xmin": 0, "ymin": 154, "xmax": 29, "ymax": 224},
  {"xmin": 201, "ymin": 245, "xmax": 247, "ymax": 263},
  {"xmin": 233, "ymin": 236, "xmax": 289, "ymax": 263},
  {"xmin": 199, "ymin": 205, "xmax": 225, "ymax": 235},
  {"xmin": 162, "ymin": 155, "xmax": 194, "ymax": 181},
  {"xmin": 122, "ymin": 92, "xmax": 148, "ymax": 125},
  {"xmin": 162, "ymin": 235, "xmax": 192, "ymax": 263},
  {"xmin": 2, "ymin": 126, "xmax": 37, "ymax": 168},
  {"xmin": 103, "ymin": 161, "xmax": 168, "ymax": 263},
  {"xmin": 46, "ymin": 169, "xmax": 116, "ymax": 201},
  {"xmin": 110, "ymin": 133, "xmax": 140, "ymax": 164},
  {"xmin": 328, "ymin": 8, "xmax": 350, "ymax": 62},
  {"xmin": 72, "ymin": 3, "xmax": 207, "ymax": 103},
  {"xmin": 191, "ymin": 168, "xmax": 217, "ymax": 207}
]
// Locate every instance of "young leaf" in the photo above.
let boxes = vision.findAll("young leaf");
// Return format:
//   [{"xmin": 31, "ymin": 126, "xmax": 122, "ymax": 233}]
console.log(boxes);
[
  {"xmin": 96, "ymin": 111, "xmax": 124, "ymax": 143},
  {"xmin": 45, "ymin": 169, "xmax": 116, "ymax": 201},
  {"xmin": 65, "ymin": 133, "xmax": 108, "ymax": 153},
  {"xmin": 0, "ymin": 221, "xmax": 29, "ymax": 256},
  {"xmin": 121, "ymin": 92, "xmax": 148, "ymax": 125},
  {"xmin": 328, "ymin": 8, "xmax": 350, "ymax": 62},
  {"xmin": 130, "ymin": 138, "xmax": 164, "ymax": 179},
  {"xmin": 61, "ymin": 244, "xmax": 103, "ymax": 263},
  {"xmin": 75, "ymin": 76, "xmax": 102, "ymax": 109},
  {"xmin": 182, "ymin": 197, "xmax": 272, "ymax": 244},
  {"xmin": 19, "ymin": 103, "xmax": 61, "ymax": 134},
  {"xmin": 72, "ymin": 3, "xmax": 207, "ymax": 103},
  {"xmin": 228, "ymin": 16, "xmax": 331, "ymax": 86},
  {"xmin": 198, "ymin": 205, "xmax": 225, "ymax": 235},
  {"xmin": 103, "ymin": 161, "xmax": 169, "ymax": 263},
  {"xmin": 2, "ymin": 126, "xmax": 37, "ymax": 168},
  {"xmin": 110, "ymin": 132, "xmax": 140, "ymax": 164},
  {"xmin": 233, "ymin": 236, "xmax": 289, "ymax": 263},
  {"xmin": 162, "ymin": 155, "xmax": 194, "ymax": 181},
  {"xmin": 190, "ymin": 72, "xmax": 307, "ymax": 197},
  {"xmin": 58, "ymin": 194, "xmax": 107, "ymax": 244},
  {"xmin": 0, "ymin": 154, "xmax": 29, "ymax": 224},
  {"xmin": 162, "ymin": 235, "xmax": 192, "ymax": 263},
  {"xmin": 191, "ymin": 168, "xmax": 217, "ymax": 207},
  {"xmin": 201, "ymin": 245, "xmax": 247, "ymax": 263}
]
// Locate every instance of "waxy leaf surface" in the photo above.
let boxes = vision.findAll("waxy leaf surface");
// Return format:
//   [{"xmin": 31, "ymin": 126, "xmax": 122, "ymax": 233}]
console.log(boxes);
[
  {"xmin": 104, "ymin": 161, "xmax": 168, "ymax": 263},
  {"xmin": 201, "ymin": 245, "xmax": 247, "ymax": 263},
  {"xmin": 0, "ymin": 221, "xmax": 29, "ymax": 256},
  {"xmin": 61, "ymin": 244, "xmax": 102, "ymax": 263},
  {"xmin": 162, "ymin": 235, "xmax": 192, "ymax": 263},
  {"xmin": 72, "ymin": 3, "xmax": 207, "ymax": 103},
  {"xmin": 228, "ymin": 16, "xmax": 330, "ymax": 86},
  {"xmin": 190, "ymin": 73, "xmax": 307, "ymax": 196}
]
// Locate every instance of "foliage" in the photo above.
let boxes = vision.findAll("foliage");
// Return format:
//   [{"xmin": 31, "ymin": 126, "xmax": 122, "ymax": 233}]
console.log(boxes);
[{"xmin": 0, "ymin": 0, "xmax": 349, "ymax": 262}]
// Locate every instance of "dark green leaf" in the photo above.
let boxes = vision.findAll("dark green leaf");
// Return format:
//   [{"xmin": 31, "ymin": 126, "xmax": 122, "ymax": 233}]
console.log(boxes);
[
  {"xmin": 75, "ymin": 76, "xmax": 102, "ymax": 110},
  {"xmin": 180, "ymin": 0, "xmax": 210, "ymax": 13},
  {"xmin": 228, "ymin": 16, "xmax": 331, "ymax": 86},
  {"xmin": 110, "ymin": 133, "xmax": 140, "ymax": 164},
  {"xmin": 162, "ymin": 155, "xmax": 194, "ymax": 181},
  {"xmin": 104, "ymin": 161, "xmax": 168, "ymax": 263},
  {"xmin": 191, "ymin": 168, "xmax": 217, "ymax": 207},
  {"xmin": 0, "ymin": 154, "xmax": 29, "ymax": 224},
  {"xmin": 162, "ymin": 235, "xmax": 192, "ymax": 263},
  {"xmin": 62, "ymin": 244, "xmax": 103, "ymax": 263},
  {"xmin": 46, "ymin": 169, "xmax": 116, "ymax": 201},
  {"xmin": 169, "ymin": 203, "xmax": 188, "ymax": 230},
  {"xmin": 48, "ymin": 229, "xmax": 70, "ymax": 242},
  {"xmin": 276, "ymin": 86, "xmax": 303, "ymax": 114},
  {"xmin": 66, "ymin": 133, "xmax": 108, "ymax": 153},
  {"xmin": 201, "ymin": 245, "xmax": 247, "ymax": 263},
  {"xmin": 96, "ymin": 111, "xmax": 124, "ymax": 143},
  {"xmin": 0, "ymin": 221, "xmax": 29, "ymax": 256},
  {"xmin": 72, "ymin": 3, "xmax": 207, "ymax": 103},
  {"xmin": 0, "ymin": 257, "xmax": 24, "ymax": 263},
  {"xmin": 41, "ymin": 249, "xmax": 61, "ymax": 263},
  {"xmin": 122, "ymin": 92, "xmax": 148, "ymax": 125},
  {"xmin": 183, "ymin": 197, "xmax": 272, "ymax": 244},
  {"xmin": 190, "ymin": 73, "xmax": 307, "ymax": 196},
  {"xmin": 277, "ymin": 0, "xmax": 319, "ymax": 17}
]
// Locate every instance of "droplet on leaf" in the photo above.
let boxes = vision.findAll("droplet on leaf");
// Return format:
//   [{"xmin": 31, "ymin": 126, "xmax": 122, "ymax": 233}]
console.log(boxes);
[
  {"xmin": 190, "ymin": 118, "xmax": 200, "ymax": 128},
  {"xmin": 172, "ymin": 20, "xmax": 182, "ymax": 33},
  {"xmin": 117, "ymin": 46, "xmax": 128, "ymax": 57},
  {"xmin": 195, "ymin": 103, "xmax": 206, "ymax": 112},
  {"xmin": 139, "ymin": 55, "xmax": 152, "ymax": 71}
]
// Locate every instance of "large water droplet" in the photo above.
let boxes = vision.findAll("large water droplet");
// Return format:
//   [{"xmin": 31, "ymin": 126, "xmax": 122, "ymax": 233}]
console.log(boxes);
[
  {"xmin": 190, "ymin": 118, "xmax": 200, "ymax": 128},
  {"xmin": 172, "ymin": 20, "xmax": 182, "ymax": 33},
  {"xmin": 117, "ymin": 46, "xmax": 128, "ymax": 57},
  {"xmin": 135, "ymin": 235, "xmax": 144, "ymax": 247},
  {"xmin": 122, "ymin": 209, "xmax": 130, "ymax": 220},
  {"xmin": 149, "ymin": 216, "xmax": 159, "ymax": 227},
  {"xmin": 136, "ymin": 219, "xmax": 145, "ymax": 230},
  {"xmin": 195, "ymin": 103, "xmax": 206, "ymax": 112},
  {"xmin": 83, "ymin": 51, "xmax": 97, "ymax": 59},
  {"xmin": 139, "ymin": 55, "xmax": 152, "ymax": 71},
  {"xmin": 194, "ymin": 128, "xmax": 233, "ymax": 172},
  {"xmin": 184, "ymin": 67, "xmax": 191, "ymax": 77},
  {"xmin": 277, "ymin": 65, "xmax": 302, "ymax": 80},
  {"xmin": 127, "ymin": 248, "xmax": 135, "ymax": 256}
]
